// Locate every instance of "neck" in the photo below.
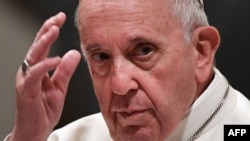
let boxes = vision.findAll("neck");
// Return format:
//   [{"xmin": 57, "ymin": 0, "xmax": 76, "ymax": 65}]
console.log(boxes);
[{"xmin": 195, "ymin": 69, "xmax": 215, "ymax": 101}]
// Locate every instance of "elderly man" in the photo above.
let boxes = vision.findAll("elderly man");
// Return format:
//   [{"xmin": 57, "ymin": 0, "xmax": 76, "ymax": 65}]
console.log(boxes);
[{"xmin": 5, "ymin": 0, "xmax": 250, "ymax": 141}]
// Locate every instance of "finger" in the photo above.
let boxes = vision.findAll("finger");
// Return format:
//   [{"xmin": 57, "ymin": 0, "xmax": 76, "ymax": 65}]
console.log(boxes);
[
  {"xmin": 25, "ymin": 25, "xmax": 60, "ymax": 66},
  {"xmin": 25, "ymin": 12, "xmax": 66, "ymax": 66},
  {"xmin": 23, "ymin": 57, "xmax": 61, "ymax": 97},
  {"xmin": 51, "ymin": 50, "xmax": 81, "ymax": 94},
  {"xmin": 35, "ymin": 12, "xmax": 66, "ymax": 42}
]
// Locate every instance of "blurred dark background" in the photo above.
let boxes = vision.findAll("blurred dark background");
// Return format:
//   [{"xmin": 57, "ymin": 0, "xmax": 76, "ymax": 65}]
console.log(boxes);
[{"xmin": 1, "ymin": 0, "xmax": 249, "ymax": 137}]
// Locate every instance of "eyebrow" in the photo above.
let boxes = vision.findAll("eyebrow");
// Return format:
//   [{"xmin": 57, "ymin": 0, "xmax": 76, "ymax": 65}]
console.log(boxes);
[
  {"xmin": 84, "ymin": 35, "xmax": 158, "ymax": 53},
  {"xmin": 129, "ymin": 35, "xmax": 159, "ymax": 46},
  {"xmin": 85, "ymin": 44, "xmax": 101, "ymax": 53},
  {"xmin": 85, "ymin": 36, "xmax": 147, "ymax": 50},
  {"xmin": 129, "ymin": 36, "xmax": 148, "ymax": 43}
]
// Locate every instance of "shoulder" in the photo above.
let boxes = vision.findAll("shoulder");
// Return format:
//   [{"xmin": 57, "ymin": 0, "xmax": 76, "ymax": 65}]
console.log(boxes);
[
  {"xmin": 213, "ymin": 87, "xmax": 250, "ymax": 126},
  {"xmin": 228, "ymin": 88, "xmax": 250, "ymax": 121},
  {"xmin": 197, "ymin": 88, "xmax": 250, "ymax": 141},
  {"xmin": 48, "ymin": 113, "xmax": 112, "ymax": 141}
]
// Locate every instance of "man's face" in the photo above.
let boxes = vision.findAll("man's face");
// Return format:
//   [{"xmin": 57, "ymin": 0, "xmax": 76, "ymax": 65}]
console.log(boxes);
[{"xmin": 78, "ymin": 0, "xmax": 199, "ymax": 140}]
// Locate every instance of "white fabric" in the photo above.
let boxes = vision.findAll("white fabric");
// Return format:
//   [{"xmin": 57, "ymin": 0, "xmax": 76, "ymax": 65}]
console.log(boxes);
[
  {"xmin": 4, "ymin": 68, "xmax": 250, "ymax": 141},
  {"xmin": 48, "ymin": 113, "xmax": 112, "ymax": 141}
]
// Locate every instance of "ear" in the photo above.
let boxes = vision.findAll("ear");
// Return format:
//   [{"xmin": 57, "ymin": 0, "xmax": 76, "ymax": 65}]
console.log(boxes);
[{"xmin": 193, "ymin": 26, "xmax": 220, "ymax": 83}]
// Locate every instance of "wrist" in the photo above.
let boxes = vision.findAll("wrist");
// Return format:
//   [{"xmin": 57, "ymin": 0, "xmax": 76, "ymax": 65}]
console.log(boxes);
[{"xmin": 8, "ymin": 126, "xmax": 52, "ymax": 141}]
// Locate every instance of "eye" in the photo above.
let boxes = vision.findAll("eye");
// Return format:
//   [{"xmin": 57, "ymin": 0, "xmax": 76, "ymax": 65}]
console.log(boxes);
[
  {"xmin": 92, "ymin": 52, "xmax": 110, "ymax": 62},
  {"xmin": 133, "ymin": 43, "xmax": 155, "ymax": 57},
  {"xmin": 130, "ymin": 42, "xmax": 159, "ymax": 70},
  {"xmin": 87, "ymin": 51, "xmax": 111, "ymax": 76}
]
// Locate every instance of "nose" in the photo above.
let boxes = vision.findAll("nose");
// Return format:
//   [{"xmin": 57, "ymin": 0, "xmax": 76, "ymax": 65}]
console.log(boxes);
[{"xmin": 111, "ymin": 59, "xmax": 139, "ymax": 95}]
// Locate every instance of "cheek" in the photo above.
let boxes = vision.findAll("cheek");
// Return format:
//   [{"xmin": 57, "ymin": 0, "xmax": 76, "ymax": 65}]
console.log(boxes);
[
  {"xmin": 92, "ymin": 78, "xmax": 111, "ymax": 110},
  {"xmin": 92, "ymin": 77, "xmax": 118, "ymax": 132},
  {"xmin": 91, "ymin": 74, "xmax": 115, "ymax": 119},
  {"xmin": 145, "ymin": 55, "xmax": 197, "ymax": 133},
  {"xmin": 160, "ymin": 58, "xmax": 196, "ymax": 103}
]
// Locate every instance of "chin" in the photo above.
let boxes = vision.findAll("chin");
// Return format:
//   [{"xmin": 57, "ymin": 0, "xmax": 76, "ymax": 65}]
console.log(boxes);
[{"xmin": 112, "ymin": 126, "xmax": 162, "ymax": 141}]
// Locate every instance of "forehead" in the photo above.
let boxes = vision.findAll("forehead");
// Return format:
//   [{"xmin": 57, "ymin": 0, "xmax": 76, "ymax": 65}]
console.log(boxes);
[
  {"xmin": 79, "ymin": 0, "xmax": 167, "ymax": 12},
  {"xmin": 77, "ymin": 0, "xmax": 171, "ymax": 30}
]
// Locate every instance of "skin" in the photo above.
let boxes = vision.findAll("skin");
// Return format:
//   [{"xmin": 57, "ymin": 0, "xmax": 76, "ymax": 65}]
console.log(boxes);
[
  {"xmin": 77, "ymin": 0, "xmax": 220, "ymax": 141},
  {"xmin": 9, "ymin": 0, "xmax": 220, "ymax": 141}
]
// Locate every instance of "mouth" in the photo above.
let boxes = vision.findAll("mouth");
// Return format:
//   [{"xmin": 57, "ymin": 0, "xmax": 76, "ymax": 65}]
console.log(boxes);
[
  {"xmin": 116, "ymin": 109, "xmax": 150, "ymax": 127},
  {"xmin": 120, "ymin": 110, "xmax": 147, "ymax": 118}
]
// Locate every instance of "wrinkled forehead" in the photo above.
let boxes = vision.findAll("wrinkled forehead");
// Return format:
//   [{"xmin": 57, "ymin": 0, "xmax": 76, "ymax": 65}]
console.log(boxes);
[
  {"xmin": 77, "ymin": 0, "xmax": 170, "ymax": 29},
  {"xmin": 79, "ymin": 0, "xmax": 167, "ymax": 13}
]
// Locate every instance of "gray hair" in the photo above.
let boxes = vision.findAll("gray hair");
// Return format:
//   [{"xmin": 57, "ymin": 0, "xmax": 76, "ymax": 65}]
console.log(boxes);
[
  {"xmin": 74, "ymin": 0, "xmax": 209, "ymax": 43},
  {"xmin": 167, "ymin": 0, "xmax": 209, "ymax": 43}
]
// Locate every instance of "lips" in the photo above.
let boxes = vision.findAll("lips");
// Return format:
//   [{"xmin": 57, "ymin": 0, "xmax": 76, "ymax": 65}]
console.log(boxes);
[
  {"xmin": 120, "ymin": 110, "xmax": 147, "ymax": 118},
  {"xmin": 116, "ymin": 109, "xmax": 150, "ymax": 127}
]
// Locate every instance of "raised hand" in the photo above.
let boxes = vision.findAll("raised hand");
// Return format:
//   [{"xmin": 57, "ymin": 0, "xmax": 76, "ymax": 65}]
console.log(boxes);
[{"xmin": 9, "ymin": 12, "xmax": 81, "ymax": 141}]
